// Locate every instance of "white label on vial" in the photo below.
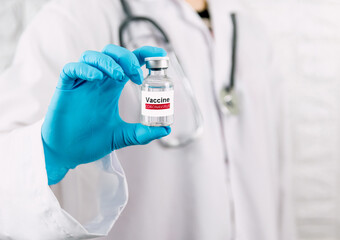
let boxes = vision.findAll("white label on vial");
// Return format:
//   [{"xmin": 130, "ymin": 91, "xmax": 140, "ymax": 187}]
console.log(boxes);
[{"xmin": 141, "ymin": 90, "xmax": 174, "ymax": 117}]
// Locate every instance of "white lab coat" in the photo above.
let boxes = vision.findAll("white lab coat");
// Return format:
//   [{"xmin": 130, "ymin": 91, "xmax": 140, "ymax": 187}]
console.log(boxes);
[{"xmin": 4, "ymin": 0, "xmax": 335, "ymax": 239}]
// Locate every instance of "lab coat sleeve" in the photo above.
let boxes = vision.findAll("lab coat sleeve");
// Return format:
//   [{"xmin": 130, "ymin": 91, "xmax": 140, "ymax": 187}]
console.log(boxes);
[
  {"xmin": 0, "ymin": 0, "xmax": 128, "ymax": 239},
  {"xmin": 0, "ymin": 120, "xmax": 127, "ymax": 239},
  {"xmin": 0, "ymin": 0, "xmax": 123, "ymax": 133}
]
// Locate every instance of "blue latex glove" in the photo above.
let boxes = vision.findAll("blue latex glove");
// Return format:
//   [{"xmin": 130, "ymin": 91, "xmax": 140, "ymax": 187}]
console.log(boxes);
[{"xmin": 42, "ymin": 45, "xmax": 170, "ymax": 185}]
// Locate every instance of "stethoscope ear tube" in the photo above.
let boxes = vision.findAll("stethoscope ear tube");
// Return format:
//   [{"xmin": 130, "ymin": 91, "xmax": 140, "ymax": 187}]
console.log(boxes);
[
  {"xmin": 119, "ymin": 16, "xmax": 171, "ymax": 48},
  {"xmin": 228, "ymin": 13, "xmax": 237, "ymax": 92},
  {"xmin": 158, "ymin": 50, "xmax": 204, "ymax": 148}
]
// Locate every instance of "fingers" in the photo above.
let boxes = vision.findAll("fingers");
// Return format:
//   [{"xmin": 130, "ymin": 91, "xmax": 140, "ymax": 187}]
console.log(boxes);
[
  {"xmin": 58, "ymin": 62, "xmax": 104, "ymax": 89},
  {"xmin": 58, "ymin": 49, "xmax": 129, "ymax": 90},
  {"xmin": 133, "ymin": 46, "xmax": 167, "ymax": 66},
  {"xmin": 102, "ymin": 44, "xmax": 144, "ymax": 85},
  {"xmin": 60, "ymin": 62, "xmax": 104, "ymax": 82},
  {"xmin": 79, "ymin": 50, "xmax": 124, "ymax": 81},
  {"xmin": 59, "ymin": 45, "xmax": 167, "ymax": 90}
]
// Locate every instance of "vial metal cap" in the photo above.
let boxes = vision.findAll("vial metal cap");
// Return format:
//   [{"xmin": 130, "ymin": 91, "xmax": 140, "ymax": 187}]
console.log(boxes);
[{"xmin": 145, "ymin": 57, "xmax": 169, "ymax": 69}]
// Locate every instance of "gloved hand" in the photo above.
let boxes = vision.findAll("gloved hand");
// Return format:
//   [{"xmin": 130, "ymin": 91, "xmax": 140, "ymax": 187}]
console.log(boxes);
[{"xmin": 42, "ymin": 45, "xmax": 170, "ymax": 185}]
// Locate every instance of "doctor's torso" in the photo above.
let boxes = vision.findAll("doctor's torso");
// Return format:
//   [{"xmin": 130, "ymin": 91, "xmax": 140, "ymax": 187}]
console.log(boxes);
[
  {"xmin": 0, "ymin": 0, "xmax": 278, "ymax": 239},
  {"xmin": 62, "ymin": 0, "xmax": 279, "ymax": 239}
]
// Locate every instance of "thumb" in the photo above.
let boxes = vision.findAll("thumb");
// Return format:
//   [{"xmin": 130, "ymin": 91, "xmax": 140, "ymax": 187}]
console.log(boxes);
[
  {"xmin": 134, "ymin": 124, "xmax": 171, "ymax": 145},
  {"xmin": 114, "ymin": 123, "xmax": 171, "ymax": 149}
]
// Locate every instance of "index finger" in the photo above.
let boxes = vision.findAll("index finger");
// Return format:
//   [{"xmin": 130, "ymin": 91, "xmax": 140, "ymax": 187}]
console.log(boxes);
[
  {"xmin": 133, "ymin": 46, "xmax": 167, "ymax": 66},
  {"xmin": 102, "ymin": 44, "xmax": 143, "ymax": 84}
]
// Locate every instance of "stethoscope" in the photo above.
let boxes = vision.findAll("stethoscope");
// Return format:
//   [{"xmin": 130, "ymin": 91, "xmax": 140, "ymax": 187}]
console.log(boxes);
[{"xmin": 119, "ymin": 0, "xmax": 238, "ymax": 148}]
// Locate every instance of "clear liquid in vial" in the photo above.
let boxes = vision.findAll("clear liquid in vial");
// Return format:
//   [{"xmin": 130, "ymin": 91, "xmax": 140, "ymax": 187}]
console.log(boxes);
[{"xmin": 140, "ymin": 77, "xmax": 174, "ymax": 126}]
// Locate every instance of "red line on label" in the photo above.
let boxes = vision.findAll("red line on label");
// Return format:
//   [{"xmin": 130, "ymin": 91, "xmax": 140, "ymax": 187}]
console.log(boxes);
[{"xmin": 145, "ymin": 103, "xmax": 170, "ymax": 110}]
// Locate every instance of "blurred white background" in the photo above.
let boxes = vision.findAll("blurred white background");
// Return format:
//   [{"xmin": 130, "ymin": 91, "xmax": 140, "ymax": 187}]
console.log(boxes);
[{"xmin": 243, "ymin": 2, "xmax": 340, "ymax": 238}]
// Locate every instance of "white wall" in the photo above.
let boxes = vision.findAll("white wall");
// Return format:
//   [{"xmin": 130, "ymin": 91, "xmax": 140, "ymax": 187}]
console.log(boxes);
[{"xmin": 242, "ymin": 1, "xmax": 340, "ymax": 239}]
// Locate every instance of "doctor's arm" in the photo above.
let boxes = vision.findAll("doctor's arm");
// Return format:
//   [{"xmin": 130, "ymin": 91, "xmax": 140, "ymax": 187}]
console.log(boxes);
[
  {"xmin": 0, "ymin": 45, "xmax": 168, "ymax": 239},
  {"xmin": 0, "ymin": 0, "xmax": 168, "ymax": 238}
]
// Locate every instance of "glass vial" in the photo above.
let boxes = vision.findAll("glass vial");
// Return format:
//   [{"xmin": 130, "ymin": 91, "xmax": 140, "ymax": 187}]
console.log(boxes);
[{"xmin": 141, "ymin": 57, "xmax": 174, "ymax": 126}]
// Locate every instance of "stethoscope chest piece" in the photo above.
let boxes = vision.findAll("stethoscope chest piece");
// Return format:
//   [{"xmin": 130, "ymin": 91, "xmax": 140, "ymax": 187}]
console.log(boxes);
[{"xmin": 219, "ymin": 87, "xmax": 238, "ymax": 115}]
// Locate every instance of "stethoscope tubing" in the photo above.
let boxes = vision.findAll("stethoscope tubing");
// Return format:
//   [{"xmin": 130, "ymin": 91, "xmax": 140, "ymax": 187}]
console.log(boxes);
[
  {"xmin": 118, "ymin": 0, "xmax": 237, "ymax": 147},
  {"xmin": 119, "ymin": 0, "xmax": 236, "ymax": 93},
  {"xmin": 228, "ymin": 13, "xmax": 237, "ymax": 92},
  {"xmin": 119, "ymin": 16, "xmax": 171, "ymax": 47}
]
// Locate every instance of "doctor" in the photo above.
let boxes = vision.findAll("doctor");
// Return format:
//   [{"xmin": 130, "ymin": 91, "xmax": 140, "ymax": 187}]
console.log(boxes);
[{"xmin": 0, "ymin": 0, "xmax": 281, "ymax": 239}]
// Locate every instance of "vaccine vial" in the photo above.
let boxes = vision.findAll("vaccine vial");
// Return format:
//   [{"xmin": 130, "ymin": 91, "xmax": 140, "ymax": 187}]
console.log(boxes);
[{"xmin": 141, "ymin": 57, "xmax": 174, "ymax": 126}]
